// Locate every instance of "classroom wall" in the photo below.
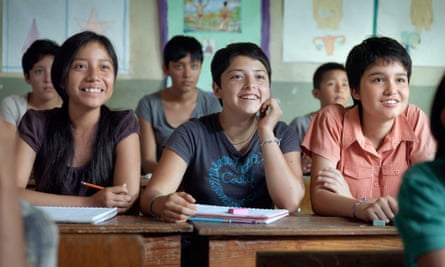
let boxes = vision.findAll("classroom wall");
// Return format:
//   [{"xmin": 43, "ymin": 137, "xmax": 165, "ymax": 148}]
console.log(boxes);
[{"xmin": 0, "ymin": 0, "xmax": 443, "ymax": 123}]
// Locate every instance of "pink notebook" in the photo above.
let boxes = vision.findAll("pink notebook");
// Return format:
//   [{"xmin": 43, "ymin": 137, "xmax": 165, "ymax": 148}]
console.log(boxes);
[{"xmin": 189, "ymin": 204, "xmax": 289, "ymax": 224}]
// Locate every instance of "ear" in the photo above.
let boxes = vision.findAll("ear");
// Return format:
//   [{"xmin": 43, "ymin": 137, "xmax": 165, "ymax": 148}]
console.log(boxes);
[
  {"xmin": 351, "ymin": 88, "xmax": 360, "ymax": 101},
  {"xmin": 312, "ymin": 88, "xmax": 320, "ymax": 99},
  {"xmin": 440, "ymin": 109, "xmax": 445, "ymax": 129},
  {"xmin": 24, "ymin": 74, "xmax": 31, "ymax": 85},
  {"xmin": 212, "ymin": 82, "xmax": 222, "ymax": 98},
  {"xmin": 162, "ymin": 65, "xmax": 168, "ymax": 76}
]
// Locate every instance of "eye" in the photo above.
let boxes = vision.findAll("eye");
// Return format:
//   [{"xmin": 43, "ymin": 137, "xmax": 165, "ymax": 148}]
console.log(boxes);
[
  {"xmin": 33, "ymin": 68, "xmax": 44, "ymax": 75},
  {"xmin": 256, "ymin": 74, "xmax": 266, "ymax": 80},
  {"xmin": 100, "ymin": 64, "xmax": 112, "ymax": 71},
  {"xmin": 173, "ymin": 63, "xmax": 183, "ymax": 70},
  {"xmin": 191, "ymin": 63, "xmax": 200, "ymax": 70},
  {"xmin": 72, "ymin": 62, "xmax": 87, "ymax": 70},
  {"xmin": 396, "ymin": 77, "xmax": 407, "ymax": 83},
  {"xmin": 230, "ymin": 74, "xmax": 243, "ymax": 80}
]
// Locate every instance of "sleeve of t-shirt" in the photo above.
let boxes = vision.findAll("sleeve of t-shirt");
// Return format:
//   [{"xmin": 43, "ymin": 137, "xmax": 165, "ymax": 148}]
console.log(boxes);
[
  {"xmin": 275, "ymin": 121, "xmax": 301, "ymax": 153},
  {"xmin": 198, "ymin": 90, "xmax": 222, "ymax": 115},
  {"xmin": 301, "ymin": 105, "xmax": 343, "ymax": 163},
  {"xmin": 405, "ymin": 105, "xmax": 437, "ymax": 163},
  {"xmin": 18, "ymin": 109, "xmax": 46, "ymax": 152},
  {"xmin": 0, "ymin": 96, "xmax": 20, "ymax": 125},
  {"xmin": 135, "ymin": 94, "xmax": 156, "ymax": 124},
  {"xmin": 165, "ymin": 119, "xmax": 200, "ymax": 164},
  {"xmin": 112, "ymin": 110, "xmax": 140, "ymax": 144},
  {"xmin": 396, "ymin": 163, "xmax": 445, "ymax": 264}
]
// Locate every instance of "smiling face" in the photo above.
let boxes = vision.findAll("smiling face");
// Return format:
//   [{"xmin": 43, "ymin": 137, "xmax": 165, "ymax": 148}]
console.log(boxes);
[
  {"xmin": 213, "ymin": 55, "xmax": 270, "ymax": 115},
  {"xmin": 164, "ymin": 54, "xmax": 201, "ymax": 92},
  {"xmin": 352, "ymin": 58, "xmax": 409, "ymax": 123},
  {"xmin": 25, "ymin": 55, "xmax": 58, "ymax": 102},
  {"xmin": 64, "ymin": 41, "xmax": 115, "ymax": 110},
  {"xmin": 313, "ymin": 69, "xmax": 350, "ymax": 108}
]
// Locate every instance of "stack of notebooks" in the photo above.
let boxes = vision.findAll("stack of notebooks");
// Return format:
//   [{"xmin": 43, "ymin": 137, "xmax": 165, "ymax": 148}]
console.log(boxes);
[
  {"xmin": 189, "ymin": 204, "xmax": 289, "ymax": 224},
  {"xmin": 35, "ymin": 206, "xmax": 118, "ymax": 224}
]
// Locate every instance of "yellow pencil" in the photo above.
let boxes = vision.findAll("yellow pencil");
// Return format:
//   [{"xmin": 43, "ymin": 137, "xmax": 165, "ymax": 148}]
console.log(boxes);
[{"xmin": 80, "ymin": 181, "xmax": 105, "ymax": 190}]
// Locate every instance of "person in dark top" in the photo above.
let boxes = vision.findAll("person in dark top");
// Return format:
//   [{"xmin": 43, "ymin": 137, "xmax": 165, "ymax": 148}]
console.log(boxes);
[
  {"xmin": 15, "ymin": 31, "xmax": 140, "ymax": 214},
  {"xmin": 140, "ymin": 42, "xmax": 305, "ymax": 222}
]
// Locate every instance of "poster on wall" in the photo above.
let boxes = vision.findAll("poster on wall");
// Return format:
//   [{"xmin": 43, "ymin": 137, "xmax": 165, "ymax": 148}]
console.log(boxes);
[
  {"xmin": 282, "ymin": 0, "xmax": 374, "ymax": 64},
  {"xmin": 377, "ymin": 0, "xmax": 445, "ymax": 67},
  {"xmin": 159, "ymin": 0, "xmax": 269, "ymax": 92},
  {"xmin": 2, "ymin": 0, "xmax": 129, "ymax": 73}
]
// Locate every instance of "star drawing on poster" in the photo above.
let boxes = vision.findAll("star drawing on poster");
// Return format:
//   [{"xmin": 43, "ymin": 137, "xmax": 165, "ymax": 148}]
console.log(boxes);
[{"xmin": 76, "ymin": 8, "xmax": 113, "ymax": 34}]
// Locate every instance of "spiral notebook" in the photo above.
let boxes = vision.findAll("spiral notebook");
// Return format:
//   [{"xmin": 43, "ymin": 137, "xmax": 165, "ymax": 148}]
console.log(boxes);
[
  {"xmin": 35, "ymin": 206, "xmax": 118, "ymax": 224},
  {"xmin": 189, "ymin": 204, "xmax": 289, "ymax": 224}
]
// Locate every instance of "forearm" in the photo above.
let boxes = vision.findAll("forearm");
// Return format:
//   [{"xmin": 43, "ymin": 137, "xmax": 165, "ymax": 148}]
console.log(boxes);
[
  {"xmin": 311, "ymin": 187, "xmax": 358, "ymax": 218},
  {"xmin": 0, "ymin": 179, "xmax": 28, "ymax": 267},
  {"xmin": 263, "ymin": 149, "xmax": 304, "ymax": 211},
  {"xmin": 19, "ymin": 188, "xmax": 91, "ymax": 207}
]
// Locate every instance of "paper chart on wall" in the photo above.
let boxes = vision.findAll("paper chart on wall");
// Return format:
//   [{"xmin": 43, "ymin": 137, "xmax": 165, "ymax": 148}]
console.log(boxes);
[
  {"xmin": 2, "ymin": 0, "xmax": 129, "ymax": 72},
  {"xmin": 282, "ymin": 0, "xmax": 374, "ymax": 63}
]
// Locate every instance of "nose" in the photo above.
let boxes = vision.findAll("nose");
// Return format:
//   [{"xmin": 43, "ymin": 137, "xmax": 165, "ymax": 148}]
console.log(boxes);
[
  {"xmin": 244, "ymin": 77, "xmax": 257, "ymax": 90},
  {"xmin": 384, "ymin": 80, "xmax": 397, "ymax": 95},
  {"xmin": 183, "ymin": 66, "xmax": 192, "ymax": 77},
  {"xmin": 87, "ymin": 67, "xmax": 100, "ymax": 81},
  {"xmin": 44, "ymin": 69, "xmax": 51, "ymax": 83}
]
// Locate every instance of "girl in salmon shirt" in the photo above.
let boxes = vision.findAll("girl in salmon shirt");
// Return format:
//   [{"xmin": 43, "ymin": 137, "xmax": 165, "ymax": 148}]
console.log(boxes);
[{"xmin": 302, "ymin": 36, "xmax": 436, "ymax": 223}]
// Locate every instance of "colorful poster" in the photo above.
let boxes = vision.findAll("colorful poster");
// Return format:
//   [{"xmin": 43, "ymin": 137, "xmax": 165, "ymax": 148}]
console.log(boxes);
[
  {"xmin": 282, "ymin": 0, "xmax": 374, "ymax": 63},
  {"xmin": 163, "ymin": 0, "xmax": 266, "ymax": 91},
  {"xmin": 2, "ymin": 0, "xmax": 129, "ymax": 72}
]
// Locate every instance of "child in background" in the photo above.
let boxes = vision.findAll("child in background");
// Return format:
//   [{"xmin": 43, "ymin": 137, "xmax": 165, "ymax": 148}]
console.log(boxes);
[
  {"xmin": 15, "ymin": 31, "xmax": 140, "ymax": 214},
  {"xmin": 136, "ymin": 35, "xmax": 221, "ymax": 174},
  {"xmin": 1, "ymin": 39, "xmax": 61, "ymax": 126},
  {"xmin": 396, "ymin": 74, "xmax": 445, "ymax": 267},
  {"xmin": 140, "ymin": 42, "xmax": 304, "ymax": 221},
  {"xmin": 289, "ymin": 62, "xmax": 350, "ymax": 174},
  {"xmin": 302, "ymin": 36, "xmax": 436, "ymax": 223},
  {"xmin": 0, "ymin": 117, "xmax": 58, "ymax": 267}
]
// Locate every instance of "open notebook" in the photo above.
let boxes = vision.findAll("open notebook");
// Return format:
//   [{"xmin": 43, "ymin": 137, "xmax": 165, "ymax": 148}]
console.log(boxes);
[
  {"xmin": 35, "ymin": 206, "xmax": 118, "ymax": 224},
  {"xmin": 189, "ymin": 204, "xmax": 289, "ymax": 224}
]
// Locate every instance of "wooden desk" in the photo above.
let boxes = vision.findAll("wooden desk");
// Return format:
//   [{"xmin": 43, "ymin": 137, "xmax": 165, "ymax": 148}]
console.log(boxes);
[
  {"xmin": 58, "ymin": 215, "xmax": 193, "ymax": 267},
  {"xmin": 192, "ymin": 215, "xmax": 403, "ymax": 267}
]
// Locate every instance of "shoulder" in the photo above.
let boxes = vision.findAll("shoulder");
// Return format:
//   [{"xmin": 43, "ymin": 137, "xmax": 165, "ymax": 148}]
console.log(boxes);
[
  {"xmin": 109, "ymin": 109, "xmax": 138, "ymax": 126},
  {"xmin": 136, "ymin": 91, "xmax": 162, "ymax": 107},
  {"xmin": 403, "ymin": 104, "xmax": 428, "ymax": 121}
]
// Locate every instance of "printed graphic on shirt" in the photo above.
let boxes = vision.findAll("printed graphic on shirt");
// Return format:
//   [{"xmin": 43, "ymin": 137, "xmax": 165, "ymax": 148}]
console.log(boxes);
[{"xmin": 208, "ymin": 152, "xmax": 266, "ymax": 207}]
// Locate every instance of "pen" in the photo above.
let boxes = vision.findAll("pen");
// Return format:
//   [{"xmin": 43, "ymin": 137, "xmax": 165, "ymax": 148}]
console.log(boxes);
[{"xmin": 80, "ymin": 181, "xmax": 104, "ymax": 190}]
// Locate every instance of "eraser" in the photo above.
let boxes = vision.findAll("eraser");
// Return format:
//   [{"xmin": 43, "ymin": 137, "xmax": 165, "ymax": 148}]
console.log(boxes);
[
  {"xmin": 228, "ymin": 208, "xmax": 249, "ymax": 215},
  {"xmin": 372, "ymin": 219, "xmax": 386, "ymax": 226}
]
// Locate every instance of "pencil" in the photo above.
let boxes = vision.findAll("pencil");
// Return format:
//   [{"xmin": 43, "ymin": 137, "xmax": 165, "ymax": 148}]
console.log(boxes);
[{"xmin": 80, "ymin": 181, "xmax": 105, "ymax": 190}]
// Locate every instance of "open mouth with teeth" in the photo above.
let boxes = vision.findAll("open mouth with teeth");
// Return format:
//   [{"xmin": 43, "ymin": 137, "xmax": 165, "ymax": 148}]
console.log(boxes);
[
  {"xmin": 382, "ymin": 99, "xmax": 398, "ymax": 104},
  {"xmin": 82, "ymin": 88, "xmax": 103, "ymax": 93}
]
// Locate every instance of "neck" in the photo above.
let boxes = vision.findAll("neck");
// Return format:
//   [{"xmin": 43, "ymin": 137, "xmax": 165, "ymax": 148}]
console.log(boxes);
[
  {"xmin": 219, "ymin": 112, "xmax": 257, "ymax": 146},
  {"xmin": 28, "ymin": 93, "xmax": 62, "ymax": 110},
  {"xmin": 362, "ymin": 115, "xmax": 394, "ymax": 150},
  {"xmin": 163, "ymin": 86, "xmax": 197, "ymax": 102}
]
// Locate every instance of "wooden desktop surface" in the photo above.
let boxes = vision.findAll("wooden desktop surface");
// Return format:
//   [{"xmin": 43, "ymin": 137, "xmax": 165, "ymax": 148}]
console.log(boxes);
[
  {"xmin": 57, "ymin": 215, "xmax": 193, "ymax": 267},
  {"xmin": 192, "ymin": 214, "xmax": 403, "ymax": 267}
]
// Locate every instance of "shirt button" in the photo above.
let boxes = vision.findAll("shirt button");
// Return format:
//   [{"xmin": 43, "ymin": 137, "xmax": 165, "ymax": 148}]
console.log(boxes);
[{"xmin": 395, "ymin": 169, "xmax": 400, "ymax": 175}]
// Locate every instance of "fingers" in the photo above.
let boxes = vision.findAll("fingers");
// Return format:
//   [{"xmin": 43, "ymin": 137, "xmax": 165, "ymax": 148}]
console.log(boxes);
[
  {"xmin": 160, "ymin": 192, "xmax": 197, "ymax": 223},
  {"xmin": 315, "ymin": 168, "xmax": 351, "ymax": 197},
  {"xmin": 360, "ymin": 196, "xmax": 398, "ymax": 222}
]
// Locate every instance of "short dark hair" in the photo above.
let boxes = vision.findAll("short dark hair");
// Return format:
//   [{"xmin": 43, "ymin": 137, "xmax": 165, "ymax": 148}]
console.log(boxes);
[
  {"xmin": 163, "ymin": 35, "xmax": 203, "ymax": 68},
  {"xmin": 345, "ymin": 36, "xmax": 412, "ymax": 106},
  {"xmin": 22, "ymin": 39, "xmax": 59, "ymax": 77},
  {"xmin": 313, "ymin": 62, "xmax": 346, "ymax": 89},
  {"xmin": 51, "ymin": 31, "xmax": 118, "ymax": 103},
  {"xmin": 211, "ymin": 42, "xmax": 271, "ymax": 89},
  {"xmin": 430, "ymin": 74, "xmax": 445, "ymax": 158}
]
